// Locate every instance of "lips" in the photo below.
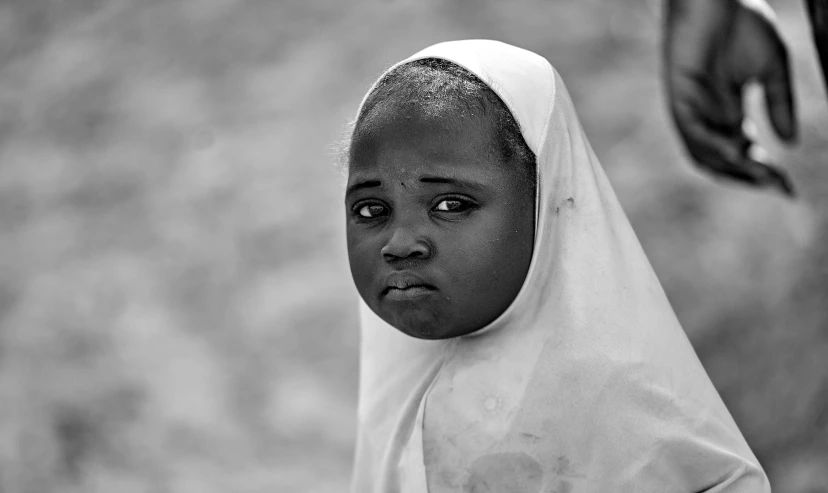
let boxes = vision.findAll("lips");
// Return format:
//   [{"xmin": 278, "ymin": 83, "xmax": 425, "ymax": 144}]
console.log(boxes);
[{"xmin": 382, "ymin": 272, "xmax": 437, "ymax": 298}]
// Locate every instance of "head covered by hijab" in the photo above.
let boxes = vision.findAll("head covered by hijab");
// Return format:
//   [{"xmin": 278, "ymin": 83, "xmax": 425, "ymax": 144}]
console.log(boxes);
[{"xmin": 349, "ymin": 40, "xmax": 769, "ymax": 493}]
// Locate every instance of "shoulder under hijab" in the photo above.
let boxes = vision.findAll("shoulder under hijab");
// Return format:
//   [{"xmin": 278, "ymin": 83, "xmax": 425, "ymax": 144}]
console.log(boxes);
[{"xmin": 350, "ymin": 39, "xmax": 769, "ymax": 493}]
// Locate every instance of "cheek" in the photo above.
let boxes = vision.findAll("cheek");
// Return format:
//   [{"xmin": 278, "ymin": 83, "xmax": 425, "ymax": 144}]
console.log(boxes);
[
  {"xmin": 442, "ymin": 208, "xmax": 533, "ymax": 277},
  {"xmin": 437, "ymin": 204, "xmax": 534, "ymax": 321},
  {"xmin": 347, "ymin": 228, "xmax": 372, "ymax": 280},
  {"xmin": 345, "ymin": 228, "xmax": 382, "ymax": 292}
]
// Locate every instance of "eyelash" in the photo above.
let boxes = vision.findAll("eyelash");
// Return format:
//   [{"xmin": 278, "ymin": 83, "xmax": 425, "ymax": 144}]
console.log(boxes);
[
  {"xmin": 433, "ymin": 196, "xmax": 475, "ymax": 214},
  {"xmin": 351, "ymin": 196, "xmax": 476, "ymax": 221}
]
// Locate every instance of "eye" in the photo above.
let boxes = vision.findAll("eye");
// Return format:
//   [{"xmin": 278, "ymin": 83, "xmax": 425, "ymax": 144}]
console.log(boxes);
[
  {"xmin": 355, "ymin": 203, "xmax": 388, "ymax": 218},
  {"xmin": 433, "ymin": 198, "xmax": 471, "ymax": 213}
]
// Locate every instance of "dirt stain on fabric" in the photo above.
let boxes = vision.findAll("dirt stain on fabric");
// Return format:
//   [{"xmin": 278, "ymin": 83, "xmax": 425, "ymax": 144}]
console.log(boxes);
[
  {"xmin": 464, "ymin": 452, "xmax": 543, "ymax": 493},
  {"xmin": 548, "ymin": 480, "xmax": 572, "ymax": 493},
  {"xmin": 520, "ymin": 432, "xmax": 541, "ymax": 443},
  {"xmin": 555, "ymin": 197, "xmax": 575, "ymax": 215}
]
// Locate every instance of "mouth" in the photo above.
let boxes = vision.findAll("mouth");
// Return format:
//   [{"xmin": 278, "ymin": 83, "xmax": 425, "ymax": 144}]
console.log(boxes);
[
  {"xmin": 383, "ymin": 285, "xmax": 436, "ymax": 300},
  {"xmin": 382, "ymin": 273, "xmax": 437, "ymax": 300}
]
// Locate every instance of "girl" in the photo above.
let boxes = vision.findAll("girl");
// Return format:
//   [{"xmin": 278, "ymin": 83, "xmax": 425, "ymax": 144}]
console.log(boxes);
[{"xmin": 345, "ymin": 40, "xmax": 769, "ymax": 492}]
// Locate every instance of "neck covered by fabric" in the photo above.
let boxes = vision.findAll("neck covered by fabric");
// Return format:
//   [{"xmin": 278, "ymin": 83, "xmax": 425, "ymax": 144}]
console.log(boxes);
[{"xmin": 349, "ymin": 40, "xmax": 769, "ymax": 493}]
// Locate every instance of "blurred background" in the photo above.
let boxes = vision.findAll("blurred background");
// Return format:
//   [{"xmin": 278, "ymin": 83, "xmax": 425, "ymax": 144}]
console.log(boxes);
[{"xmin": 1, "ymin": 0, "xmax": 827, "ymax": 491}]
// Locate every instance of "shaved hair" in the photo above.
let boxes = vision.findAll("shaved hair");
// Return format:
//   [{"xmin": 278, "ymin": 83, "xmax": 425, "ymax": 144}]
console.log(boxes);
[{"xmin": 350, "ymin": 58, "xmax": 536, "ymax": 189}]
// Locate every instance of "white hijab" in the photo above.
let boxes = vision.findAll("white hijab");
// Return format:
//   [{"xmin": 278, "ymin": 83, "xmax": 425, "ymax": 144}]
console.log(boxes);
[{"xmin": 349, "ymin": 40, "xmax": 769, "ymax": 493}]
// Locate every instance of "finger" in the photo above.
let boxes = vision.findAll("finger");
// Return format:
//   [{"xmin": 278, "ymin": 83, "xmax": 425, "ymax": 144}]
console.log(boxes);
[
  {"xmin": 761, "ymin": 38, "xmax": 797, "ymax": 142},
  {"xmin": 672, "ymin": 99, "xmax": 745, "ymax": 164},
  {"xmin": 744, "ymin": 158, "xmax": 795, "ymax": 197},
  {"xmin": 703, "ymin": 157, "xmax": 762, "ymax": 185},
  {"xmin": 671, "ymin": 71, "xmax": 744, "ymax": 132},
  {"xmin": 742, "ymin": 120, "xmax": 795, "ymax": 196},
  {"xmin": 669, "ymin": 79, "xmax": 777, "ymax": 190},
  {"xmin": 675, "ymin": 105, "xmax": 795, "ymax": 196},
  {"xmin": 717, "ymin": 79, "xmax": 745, "ymax": 132},
  {"xmin": 701, "ymin": 154, "xmax": 795, "ymax": 197},
  {"xmin": 760, "ymin": 161, "xmax": 795, "ymax": 197},
  {"xmin": 745, "ymin": 143, "xmax": 797, "ymax": 197}
]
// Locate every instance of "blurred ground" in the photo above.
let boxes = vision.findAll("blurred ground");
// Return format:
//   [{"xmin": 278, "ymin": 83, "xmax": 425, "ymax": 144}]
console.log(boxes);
[{"xmin": 0, "ymin": 0, "xmax": 827, "ymax": 491}]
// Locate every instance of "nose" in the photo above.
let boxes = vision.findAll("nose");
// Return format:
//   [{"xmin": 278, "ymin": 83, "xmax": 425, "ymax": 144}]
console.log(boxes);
[{"xmin": 381, "ymin": 226, "xmax": 432, "ymax": 262}]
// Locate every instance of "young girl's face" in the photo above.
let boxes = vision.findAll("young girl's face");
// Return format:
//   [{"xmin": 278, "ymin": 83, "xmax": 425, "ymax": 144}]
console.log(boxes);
[{"xmin": 346, "ymin": 98, "xmax": 535, "ymax": 339}]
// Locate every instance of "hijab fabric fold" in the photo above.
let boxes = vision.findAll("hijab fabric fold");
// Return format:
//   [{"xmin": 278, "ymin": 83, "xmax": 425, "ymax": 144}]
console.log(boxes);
[{"xmin": 350, "ymin": 39, "xmax": 769, "ymax": 493}]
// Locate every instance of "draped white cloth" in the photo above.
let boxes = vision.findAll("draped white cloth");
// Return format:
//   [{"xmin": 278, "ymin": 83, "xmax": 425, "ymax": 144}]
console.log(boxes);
[{"xmin": 349, "ymin": 40, "xmax": 769, "ymax": 493}]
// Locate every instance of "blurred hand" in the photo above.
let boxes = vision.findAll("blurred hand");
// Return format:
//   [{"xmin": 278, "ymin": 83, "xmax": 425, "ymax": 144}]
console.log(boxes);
[{"xmin": 664, "ymin": 0, "xmax": 797, "ymax": 196}]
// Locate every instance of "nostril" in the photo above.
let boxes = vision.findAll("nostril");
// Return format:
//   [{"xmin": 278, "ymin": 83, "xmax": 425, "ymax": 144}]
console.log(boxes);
[
  {"xmin": 381, "ymin": 240, "xmax": 432, "ymax": 262},
  {"xmin": 381, "ymin": 228, "xmax": 432, "ymax": 261}
]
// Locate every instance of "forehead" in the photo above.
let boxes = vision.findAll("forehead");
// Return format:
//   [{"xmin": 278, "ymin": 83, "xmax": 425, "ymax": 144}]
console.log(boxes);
[{"xmin": 349, "ymin": 98, "xmax": 499, "ymax": 175}]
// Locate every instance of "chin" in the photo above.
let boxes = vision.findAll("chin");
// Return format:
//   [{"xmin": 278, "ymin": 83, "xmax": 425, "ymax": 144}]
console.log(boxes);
[
  {"xmin": 399, "ymin": 324, "xmax": 443, "ymax": 340},
  {"xmin": 395, "ymin": 319, "xmax": 473, "ymax": 340},
  {"xmin": 384, "ymin": 311, "xmax": 448, "ymax": 340}
]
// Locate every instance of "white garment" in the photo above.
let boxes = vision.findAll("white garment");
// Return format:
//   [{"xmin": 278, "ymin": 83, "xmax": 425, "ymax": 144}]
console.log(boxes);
[{"xmin": 350, "ymin": 40, "xmax": 769, "ymax": 493}]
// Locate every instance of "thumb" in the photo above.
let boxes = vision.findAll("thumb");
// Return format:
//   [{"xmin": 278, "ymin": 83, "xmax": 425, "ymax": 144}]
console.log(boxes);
[{"xmin": 761, "ymin": 39, "xmax": 797, "ymax": 142}]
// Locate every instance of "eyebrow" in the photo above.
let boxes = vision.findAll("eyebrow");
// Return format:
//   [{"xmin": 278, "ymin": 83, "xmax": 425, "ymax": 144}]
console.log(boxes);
[
  {"xmin": 419, "ymin": 176, "xmax": 486, "ymax": 191},
  {"xmin": 345, "ymin": 179, "xmax": 382, "ymax": 198},
  {"xmin": 345, "ymin": 175, "xmax": 487, "ymax": 198}
]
